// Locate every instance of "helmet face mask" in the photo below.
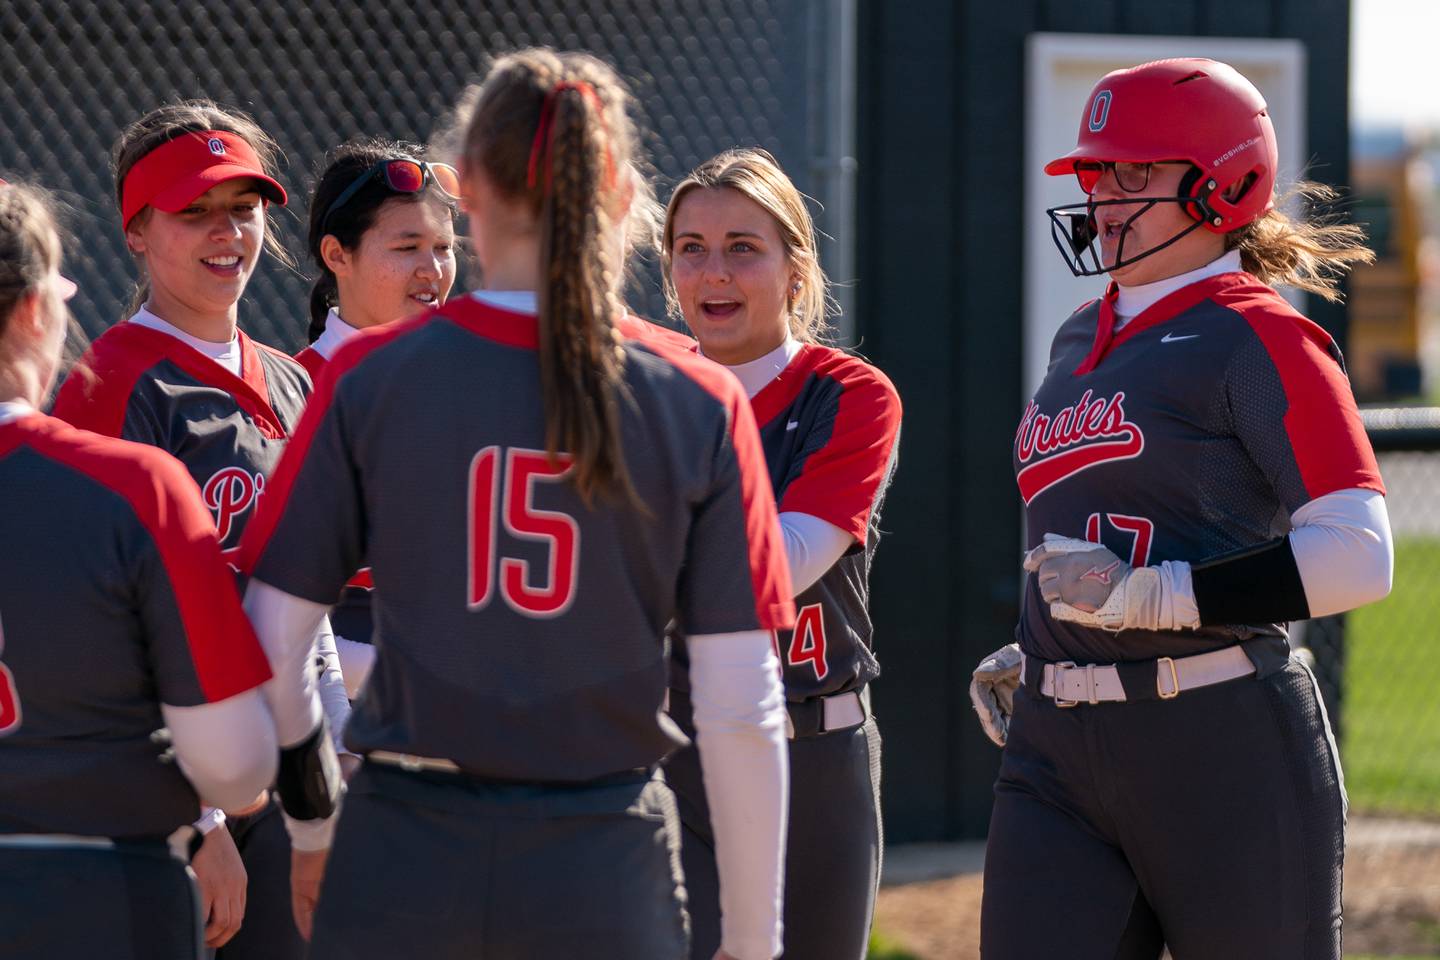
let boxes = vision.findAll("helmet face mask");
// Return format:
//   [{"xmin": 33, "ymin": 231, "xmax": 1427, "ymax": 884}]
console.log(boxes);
[{"xmin": 1047, "ymin": 196, "xmax": 1209, "ymax": 278}]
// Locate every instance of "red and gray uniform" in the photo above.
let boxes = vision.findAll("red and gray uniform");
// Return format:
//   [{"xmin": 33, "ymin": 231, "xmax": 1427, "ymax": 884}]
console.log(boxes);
[
  {"xmin": 668, "ymin": 343, "xmax": 902, "ymax": 960},
  {"xmin": 0, "ymin": 411, "xmax": 271, "ymax": 960},
  {"xmin": 52, "ymin": 317, "xmax": 314, "ymax": 960},
  {"xmin": 984, "ymin": 271, "xmax": 1382, "ymax": 960},
  {"xmin": 53, "ymin": 319, "xmax": 311, "ymax": 557},
  {"xmin": 239, "ymin": 296, "xmax": 791, "ymax": 957}
]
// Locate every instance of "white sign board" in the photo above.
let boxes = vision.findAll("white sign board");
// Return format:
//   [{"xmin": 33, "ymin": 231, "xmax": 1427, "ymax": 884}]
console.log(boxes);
[{"xmin": 1023, "ymin": 34, "xmax": 1307, "ymax": 397}]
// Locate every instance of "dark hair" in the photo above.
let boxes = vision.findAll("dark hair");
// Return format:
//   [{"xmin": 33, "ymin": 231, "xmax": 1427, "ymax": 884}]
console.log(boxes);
[
  {"xmin": 0, "ymin": 180, "xmax": 62, "ymax": 338},
  {"xmin": 305, "ymin": 137, "xmax": 458, "ymax": 342},
  {"xmin": 112, "ymin": 100, "xmax": 294, "ymax": 318},
  {"xmin": 451, "ymin": 48, "xmax": 645, "ymax": 505}
]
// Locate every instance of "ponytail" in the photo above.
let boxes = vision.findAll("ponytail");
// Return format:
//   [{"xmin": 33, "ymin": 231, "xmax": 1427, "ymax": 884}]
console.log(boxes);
[
  {"xmin": 455, "ymin": 49, "xmax": 645, "ymax": 506},
  {"xmin": 307, "ymin": 274, "xmax": 336, "ymax": 343},
  {"xmin": 1226, "ymin": 181, "xmax": 1376, "ymax": 303}
]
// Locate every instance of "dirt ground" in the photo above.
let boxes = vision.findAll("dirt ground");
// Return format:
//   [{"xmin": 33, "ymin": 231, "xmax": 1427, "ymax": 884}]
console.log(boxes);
[{"xmin": 874, "ymin": 824, "xmax": 1440, "ymax": 958}]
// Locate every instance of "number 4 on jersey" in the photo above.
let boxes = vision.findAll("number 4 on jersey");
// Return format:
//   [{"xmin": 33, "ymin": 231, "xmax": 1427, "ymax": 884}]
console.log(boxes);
[
  {"xmin": 0, "ymin": 614, "xmax": 20, "ymax": 735},
  {"xmin": 780, "ymin": 602, "xmax": 828, "ymax": 681},
  {"xmin": 467, "ymin": 446, "xmax": 581, "ymax": 619}
]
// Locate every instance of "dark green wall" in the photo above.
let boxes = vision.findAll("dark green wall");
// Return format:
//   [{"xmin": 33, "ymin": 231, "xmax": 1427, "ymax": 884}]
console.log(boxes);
[{"xmin": 855, "ymin": 0, "xmax": 1353, "ymax": 842}]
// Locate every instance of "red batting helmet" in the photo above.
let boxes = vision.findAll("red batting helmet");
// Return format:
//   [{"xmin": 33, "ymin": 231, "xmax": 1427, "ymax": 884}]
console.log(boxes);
[{"xmin": 1046, "ymin": 58, "xmax": 1278, "ymax": 233}]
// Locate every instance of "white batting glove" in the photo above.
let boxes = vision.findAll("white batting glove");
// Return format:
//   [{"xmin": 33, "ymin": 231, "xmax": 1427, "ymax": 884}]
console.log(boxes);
[
  {"xmin": 1023, "ymin": 534, "xmax": 1171, "ymax": 632},
  {"xmin": 969, "ymin": 643, "xmax": 1022, "ymax": 747}
]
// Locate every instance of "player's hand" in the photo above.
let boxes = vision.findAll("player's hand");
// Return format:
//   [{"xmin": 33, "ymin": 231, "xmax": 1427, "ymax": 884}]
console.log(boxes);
[
  {"xmin": 192, "ymin": 824, "xmax": 247, "ymax": 948},
  {"xmin": 291, "ymin": 845, "xmax": 331, "ymax": 941},
  {"xmin": 230, "ymin": 790, "xmax": 270, "ymax": 818},
  {"xmin": 1023, "ymin": 534, "xmax": 1166, "ymax": 632},
  {"xmin": 969, "ymin": 642, "xmax": 1022, "ymax": 747}
]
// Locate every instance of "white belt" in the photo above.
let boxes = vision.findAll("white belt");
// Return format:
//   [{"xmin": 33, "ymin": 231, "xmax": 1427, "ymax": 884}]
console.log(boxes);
[
  {"xmin": 812, "ymin": 690, "xmax": 867, "ymax": 734},
  {"xmin": 367, "ymin": 750, "xmax": 463, "ymax": 774},
  {"xmin": 1022, "ymin": 645, "xmax": 1255, "ymax": 706}
]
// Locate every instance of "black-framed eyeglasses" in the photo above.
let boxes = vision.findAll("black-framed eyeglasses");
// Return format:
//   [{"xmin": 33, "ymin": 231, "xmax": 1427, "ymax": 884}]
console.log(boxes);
[
  {"xmin": 322, "ymin": 158, "xmax": 461, "ymax": 233},
  {"xmin": 1072, "ymin": 160, "xmax": 1184, "ymax": 195}
]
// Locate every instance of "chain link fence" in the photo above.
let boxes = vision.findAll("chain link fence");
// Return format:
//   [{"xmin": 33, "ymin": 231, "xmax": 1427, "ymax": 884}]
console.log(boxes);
[{"xmin": 0, "ymin": 0, "xmax": 820, "ymax": 354}]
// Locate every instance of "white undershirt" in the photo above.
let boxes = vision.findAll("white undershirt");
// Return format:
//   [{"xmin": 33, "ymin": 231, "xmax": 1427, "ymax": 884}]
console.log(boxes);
[
  {"xmin": 310, "ymin": 308, "xmax": 363, "ymax": 361},
  {"xmin": 0, "ymin": 400, "xmax": 33, "ymax": 425},
  {"xmin": 710, "ymin": 336, "xmax": 803, "ymax": 399},
  {"xmin": 1113, "ymin": 249, "xmax": 1243, "ymax": 331},
  {"xmin": 129, "ymin": 306, "xmax": 243, "ymax": 377},
  {"xmin": 471, "ymin": 289, "xmax": 538, "ymax": 313}
]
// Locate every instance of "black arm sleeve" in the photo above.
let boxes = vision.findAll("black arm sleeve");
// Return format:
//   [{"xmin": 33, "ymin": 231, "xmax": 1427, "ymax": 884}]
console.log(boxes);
[
  {"xmin": 276, "ymin": 719, "xmax": 343, "ymax": 821},
  {"xmin": 1192, "ymin": 536, "xmax": 1311, "ymax": 627}
]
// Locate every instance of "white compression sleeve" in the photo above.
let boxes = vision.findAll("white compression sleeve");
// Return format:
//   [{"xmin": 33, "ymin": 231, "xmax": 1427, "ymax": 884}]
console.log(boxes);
[
  {"xmin": 312, "ymin": 617, "xmax": 356, "ymax": 757},
  {"xmin": 687, "ymin": 629, "xmax": 789, "ymax": 960},
  {"xmin": 1289, "ymin": 488, "xmax": 1394, "ymax": 617},
  {"xmin": 162, "ymin": 690, "xmax": 277, "ymax": 812},
  {"xmin": 334, "ymin": 635, "xmax": 376, "ymax": 699},
  {"xmin": 243, "ymin": 579, "xmax": 328, "ymax": 748},
  {"xmin": 778, "ymin": 511, "xmax": 855, "ymax": 595}
]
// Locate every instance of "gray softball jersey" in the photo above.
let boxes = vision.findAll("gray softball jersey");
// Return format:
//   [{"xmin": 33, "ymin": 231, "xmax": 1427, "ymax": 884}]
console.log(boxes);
[
  {"xmin": 0, "ymin": 413, "xmax": 271, "ymax": 838},
  {"xmin": 1014, "ymin": 272, "xmax": 1384, "ymax": 664},
  {"xmin": 241, "ymin": 297, "xmax": 794, "ymax": 782},
  {"xmin": 52, "ymin": 321, "xmax": 312, "ymax": 555}
]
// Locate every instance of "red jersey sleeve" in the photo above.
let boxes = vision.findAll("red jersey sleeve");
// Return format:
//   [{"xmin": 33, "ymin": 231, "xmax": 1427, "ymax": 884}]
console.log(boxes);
[
  {"xmin": 779, "ymin": 364, "xmax": 903, "ymax": 545},
  {"xmin": 1229, "ymin": 295, "xmax": 1384, "ymax": 508}
]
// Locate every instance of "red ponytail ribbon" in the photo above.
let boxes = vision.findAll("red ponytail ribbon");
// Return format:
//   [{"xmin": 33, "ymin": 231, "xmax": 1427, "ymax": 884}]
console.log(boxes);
[{"xmin": 526, "ymin": 80, "xmax": 618, "ymax": 194}]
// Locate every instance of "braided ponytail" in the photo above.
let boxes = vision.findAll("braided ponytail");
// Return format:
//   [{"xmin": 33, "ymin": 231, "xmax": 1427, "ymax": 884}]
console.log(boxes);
[{"xmin": 456, "ymin": 49, "xmax": 644, "ymax": 506}]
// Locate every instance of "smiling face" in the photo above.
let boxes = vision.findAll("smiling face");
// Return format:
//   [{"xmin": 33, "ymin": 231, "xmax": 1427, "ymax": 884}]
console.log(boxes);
[
  {"xmin": 668, "ymin": 186, "xmax": 796, "ymax": 365},
  {"xmin": 1090, "ymin": 161, "xmax": 1225, "ymax": 285},
  {"xmin": 328, "ymin": 196, "xmax": 457, "ymax": 328},
  {"xmin": 126, "ymin": 178, "xmax": 265, "ymax": 333}
]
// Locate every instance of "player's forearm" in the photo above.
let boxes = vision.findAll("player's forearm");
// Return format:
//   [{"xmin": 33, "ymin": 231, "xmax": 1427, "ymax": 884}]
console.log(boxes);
[
  {"xmin": 779, "ymin": 511, "xmax": 855, "ymax": 595},
  {"xmin": 242, "ymin": 579, "xmax": 344, "ymax": 845},
  {"xmin": 688, "ymin": 629, "xmax": 789, "ymax": 960},
  {"xmin": 1191, "ymin": 488, "xmax": 1392, "ymax": 624},
  {"xmin": 162, "ymin": 689, "xmax": 278, "ymax": 811},
  {"xmin": 334, "ymin": 635, "xmax": 376, "ymax": 699}
]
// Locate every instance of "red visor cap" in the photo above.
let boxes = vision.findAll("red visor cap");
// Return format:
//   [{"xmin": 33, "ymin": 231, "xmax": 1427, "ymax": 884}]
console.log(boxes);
[
  {"xmin": 121, "ymin": 130, "xmax": 287, "ymax": 229},
  {"xmin": 1044, "ymin": 58, "xmax": 1278, "ymax": 231}
]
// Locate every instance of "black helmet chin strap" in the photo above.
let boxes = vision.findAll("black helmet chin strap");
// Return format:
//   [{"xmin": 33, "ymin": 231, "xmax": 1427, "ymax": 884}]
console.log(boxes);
[{"xmin": 1046, "ymin": 196, "xmax": 1210, "ymax": 278}]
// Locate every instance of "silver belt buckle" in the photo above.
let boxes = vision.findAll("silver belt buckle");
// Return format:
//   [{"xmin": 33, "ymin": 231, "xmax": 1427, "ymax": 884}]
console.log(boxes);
[
  {"xmin": 1157, "ymin": 656, "xmax": 1181, "ymax": 699},
  {"xmin": 1051, "ymin": 661, "xmax": 1079, "ymax": 708}
]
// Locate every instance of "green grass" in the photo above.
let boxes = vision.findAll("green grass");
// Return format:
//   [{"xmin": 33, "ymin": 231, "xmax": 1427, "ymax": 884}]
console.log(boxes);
[
  {"xmin": 867, "ymin": 929, "xmax": 922, "ymax": 960},
  {"xmin": 1343, "ymin": 536, "xmax": 1440, "ymax": 817}
]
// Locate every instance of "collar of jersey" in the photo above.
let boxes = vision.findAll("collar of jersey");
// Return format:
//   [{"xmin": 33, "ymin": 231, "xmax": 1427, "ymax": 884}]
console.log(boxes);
[
  {"xmin": 749, "ymin": 344, "xmax": 828, "ymax": 427},
  {"xmin": 440, "ymin": 294, "xmax": 540, "ymax": 350},
  {"xmin": 1074, "ymin": 270, "xmax": 1254, "ymax": 376},
  {"xmin": 114, "ymin": 317, "xmax": 288, "ymax": 438}
]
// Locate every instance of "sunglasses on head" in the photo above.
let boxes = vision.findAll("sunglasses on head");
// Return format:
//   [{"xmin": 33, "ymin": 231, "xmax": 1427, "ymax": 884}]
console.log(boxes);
[
  {"xmin": 1073, "ymin": 160, "xmax": 1188, "ymax": 195},
  {"xmin": 322, "ymin": 158, "xmax": 461, "ymax": 233}
]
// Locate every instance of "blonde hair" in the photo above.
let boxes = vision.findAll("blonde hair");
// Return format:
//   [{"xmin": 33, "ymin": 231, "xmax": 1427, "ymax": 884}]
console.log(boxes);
[
  {"xmin": 1226, "ymin": 180, "xmax": 1375, "ymax": 302},
  {"xmin": 112, "ymin": 100, "xmax": 295, "ymax": 316},
  {"xmin": 453, "ymin": 48, "xmax": 646, "ymax": 505},
  {"xmin": 661, "ymin": 148, "xmax": 833, "ymax": 343},
  {"xmin": 0, "ymin": 180, "xmax": 62, "ymax": 337}
]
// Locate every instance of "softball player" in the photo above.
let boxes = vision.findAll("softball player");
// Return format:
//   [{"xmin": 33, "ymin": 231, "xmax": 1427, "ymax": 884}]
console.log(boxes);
[
  {"xmin": 971, "ymin": 59, "xmax": 1391, "ymax": 958},
  {"xmin": 50, "ymin": 102, "xmax": 352, "ymax": 959},
  {"xmin": 298, "ymin": 138, "xmax": 460, "ymax": 691},
  {"xmin": 0, "ymin": 177, "xmax": 278, "ymax": 960},
  {"xmin": 661, "ymin": 148, "xmax": 902, "ymax": 960},
  {"xmin": 237, "ymin": 49, "xmax": 793, "ymax": 960}
]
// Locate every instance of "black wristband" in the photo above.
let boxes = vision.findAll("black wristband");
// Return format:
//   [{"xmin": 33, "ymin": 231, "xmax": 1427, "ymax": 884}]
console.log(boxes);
[
  {"xmin": 276, "ymin": 719, "xmax": 342, "ymax": 821},
  {"xmin": 1192, "ymin": 536, "xmax": 1310, "ymax": 626}
]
